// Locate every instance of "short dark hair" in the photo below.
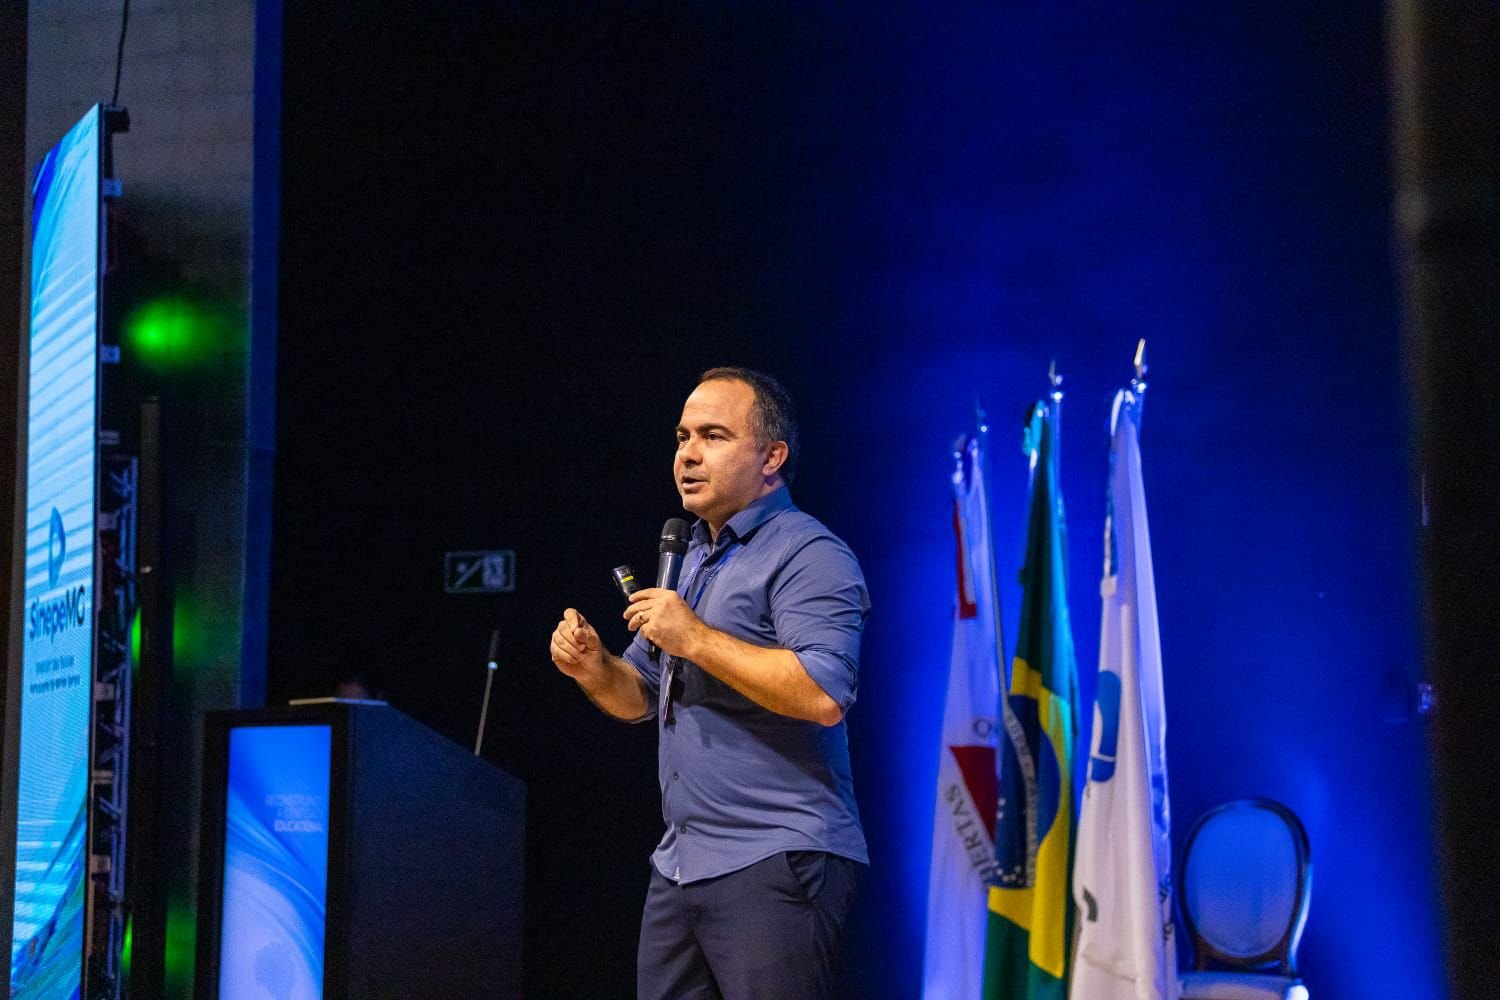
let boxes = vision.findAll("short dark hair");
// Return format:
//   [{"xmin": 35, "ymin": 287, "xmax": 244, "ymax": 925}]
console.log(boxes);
[{"xmin": 699, "ymin": 366, "xmax": 800, "ymax": 484}]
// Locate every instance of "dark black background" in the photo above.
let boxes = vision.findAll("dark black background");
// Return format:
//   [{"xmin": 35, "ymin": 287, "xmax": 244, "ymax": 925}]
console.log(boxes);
[{"xmin": 273, "ymin": 7, "xmax": 861, "ymax": 993}]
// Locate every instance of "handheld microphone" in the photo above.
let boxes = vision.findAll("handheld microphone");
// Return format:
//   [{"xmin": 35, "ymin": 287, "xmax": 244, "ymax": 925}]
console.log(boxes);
[
  {"xmin": 611, "ymin": 564, "xmax": 641, "ymax": 600},
  {"xmin": 656, "ymin": 518, "xmax": 691, "ymax": 589},
  {"xmin": 474, "ymin": 628, "xmax": 500, "ymax": 755},
  {"xmin": 647, "ymin": 518, "xmax": 691, "ymax": 657}
]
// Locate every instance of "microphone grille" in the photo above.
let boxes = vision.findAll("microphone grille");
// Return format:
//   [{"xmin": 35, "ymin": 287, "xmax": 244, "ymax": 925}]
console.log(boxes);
[{"xmin": 659, "ymin": 517, "xmax": 691, "ymax": 555}]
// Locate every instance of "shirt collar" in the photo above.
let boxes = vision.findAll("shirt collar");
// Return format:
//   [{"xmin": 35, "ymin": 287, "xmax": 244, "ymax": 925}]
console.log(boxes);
[{"xmin": 691, "ymin": 485, "xmax": 795, "ymax": 547}]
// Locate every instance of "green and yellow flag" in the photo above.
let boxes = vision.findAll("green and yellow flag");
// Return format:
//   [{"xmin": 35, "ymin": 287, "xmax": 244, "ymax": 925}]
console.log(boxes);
[{"xmin": 983, "ymin": 401, "xmax": 1080, "ymax": 1000}]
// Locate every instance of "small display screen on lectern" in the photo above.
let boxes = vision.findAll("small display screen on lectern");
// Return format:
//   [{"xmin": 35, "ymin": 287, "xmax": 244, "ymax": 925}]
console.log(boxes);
[{"xmin": 218, "ymin": 725, "xmax": 332, "ymax": 1000}]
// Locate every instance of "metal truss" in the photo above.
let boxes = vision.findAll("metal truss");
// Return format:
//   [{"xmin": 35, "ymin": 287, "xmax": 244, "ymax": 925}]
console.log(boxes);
[{"xmin": 86, "ymin": 454, "xmax": 136, "ymax": 999}]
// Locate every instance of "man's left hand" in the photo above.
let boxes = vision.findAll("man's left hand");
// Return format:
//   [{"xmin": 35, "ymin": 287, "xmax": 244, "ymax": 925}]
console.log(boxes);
[{"xmin": 625, "ymin": 588, "xmax": 704, "ymax": 658}]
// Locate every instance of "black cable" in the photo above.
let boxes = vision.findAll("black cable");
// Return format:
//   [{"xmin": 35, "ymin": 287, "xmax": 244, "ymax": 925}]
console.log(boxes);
[{"xmin": 110, "ymin": 0, "xmax": 130, "ymax": 106}]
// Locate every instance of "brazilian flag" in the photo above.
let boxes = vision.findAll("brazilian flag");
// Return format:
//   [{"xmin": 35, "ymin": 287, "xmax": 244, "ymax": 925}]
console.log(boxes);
[{"xmin": 983, "ymin": 401, "xmax": 1080, "ymax": 1000}]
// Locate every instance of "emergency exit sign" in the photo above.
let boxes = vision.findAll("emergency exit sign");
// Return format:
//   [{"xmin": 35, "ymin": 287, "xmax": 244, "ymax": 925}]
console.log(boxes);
[{"xmin": 444, "ymin": 550, "xmax": 515, "ymax": 593}]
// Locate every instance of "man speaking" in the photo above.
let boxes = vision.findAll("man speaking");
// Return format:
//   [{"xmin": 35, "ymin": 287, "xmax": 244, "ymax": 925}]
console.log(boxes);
[{"xmin": 549, "ymin": 366, "xmax": 869, "ymax": 999}]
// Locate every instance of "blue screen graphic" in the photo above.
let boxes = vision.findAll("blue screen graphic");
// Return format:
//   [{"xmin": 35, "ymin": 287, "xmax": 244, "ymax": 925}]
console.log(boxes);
[
  {"xmin": 10, "ymin": 105, "xmax": 101, "ymax": 1000},
  {"xmin": 219, "ymin": 725, "xmax": 331, "ymax": 1000}
]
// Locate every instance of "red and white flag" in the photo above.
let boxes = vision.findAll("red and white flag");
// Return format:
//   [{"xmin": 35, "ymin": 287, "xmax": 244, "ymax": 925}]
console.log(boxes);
[{"xmin": 923, "ymin": 433, "xmax": 1004, "ymax": 1000}]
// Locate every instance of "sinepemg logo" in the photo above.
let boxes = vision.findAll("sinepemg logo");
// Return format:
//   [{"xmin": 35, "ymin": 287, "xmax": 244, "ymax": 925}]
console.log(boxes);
[
  {"xmin": 29, "ymin": 587, "xmax": 87, "ymax": 644},
  {"xmin": 47, "ymin": 507, "xmax": 65, "ymax": 588}
]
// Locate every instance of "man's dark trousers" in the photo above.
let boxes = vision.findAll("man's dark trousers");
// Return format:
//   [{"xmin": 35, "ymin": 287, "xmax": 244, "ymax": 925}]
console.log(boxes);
[{"xmin": 637, "ymin": 851, "xmax": 862, "ymax": 999}]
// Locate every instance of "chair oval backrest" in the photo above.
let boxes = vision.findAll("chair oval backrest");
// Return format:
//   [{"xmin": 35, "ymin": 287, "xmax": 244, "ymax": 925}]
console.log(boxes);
[{"xmin": 1181, "ymin": 799, "xmax": 1311, "ymax": 971}]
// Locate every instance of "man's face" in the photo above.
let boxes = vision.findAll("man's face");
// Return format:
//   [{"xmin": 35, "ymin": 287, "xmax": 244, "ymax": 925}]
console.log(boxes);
[{"xmin": 674, "ymin": 378, "xmax": 782, "ymax": 531}]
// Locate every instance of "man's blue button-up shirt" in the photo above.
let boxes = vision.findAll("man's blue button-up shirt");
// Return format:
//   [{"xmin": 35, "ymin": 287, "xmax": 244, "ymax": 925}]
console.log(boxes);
[{"xmin": 623, "ymin": 486, "xmax": 870, "ymax": 884}]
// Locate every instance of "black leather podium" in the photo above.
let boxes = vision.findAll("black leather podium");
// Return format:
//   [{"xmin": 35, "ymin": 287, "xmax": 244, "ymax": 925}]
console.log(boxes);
[{"xmin": 196, "ymin": 702, "xmax": 525, "ymax": 998}]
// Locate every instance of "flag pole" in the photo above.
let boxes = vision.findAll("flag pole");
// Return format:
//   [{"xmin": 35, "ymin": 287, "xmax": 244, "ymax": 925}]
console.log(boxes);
[
  {"xmin": 1027, "ymin": 364, "xmax": 1063, "ymax": 496},
  {"xmin": 1048, "ymin": 359, "xmax": 1064, "ymax": 483},
  {"xmin": 1047, "ymin": 358, "xmax": 1064, "ymax": 443},
  {"xmin": 956, "ymin": 398, "xmax": 989, "ymax": 462},
  {"xmin": 1130, "ymin": 339, "xmax": 1148, "ymax": 426}
]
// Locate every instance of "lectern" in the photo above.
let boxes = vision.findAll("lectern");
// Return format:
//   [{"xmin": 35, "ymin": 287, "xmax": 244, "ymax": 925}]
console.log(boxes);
[{"xmin": 195, "ymin": 702, "xmax": 525, "ymax": 998}]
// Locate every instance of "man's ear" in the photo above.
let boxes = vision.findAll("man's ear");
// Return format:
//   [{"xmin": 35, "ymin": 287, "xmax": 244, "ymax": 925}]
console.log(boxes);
[{"xmin": 763, "ymin": 440, "xmax": 789, "ymax": 478}]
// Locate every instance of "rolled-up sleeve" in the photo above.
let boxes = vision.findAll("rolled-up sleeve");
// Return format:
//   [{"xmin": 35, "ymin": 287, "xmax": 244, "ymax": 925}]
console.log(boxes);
[
  {"xmin": 769, "ymin": 536, "xmax": 870, "ymax": 713},
  {"xmin": 622, "ymin": 633, "xmax": 662, "ymax": 721}
]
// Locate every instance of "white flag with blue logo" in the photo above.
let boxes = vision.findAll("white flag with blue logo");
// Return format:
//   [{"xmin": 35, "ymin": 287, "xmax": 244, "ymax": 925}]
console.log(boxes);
[
  {"xmin": 922, "ymin": 433, "xmax": 1003, "ymax": 1000},
  {"xmin": 1070, "ymin": 390, "xmax": 1179, "ymax": 1000}
]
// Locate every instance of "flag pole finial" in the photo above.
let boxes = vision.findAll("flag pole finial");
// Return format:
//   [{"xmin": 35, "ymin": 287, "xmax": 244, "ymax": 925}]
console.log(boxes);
[
  {"xmin": 1047, "ymin": 358, "xmax": 1063, "ymax": 430},
  {"xmin": 957, "ymin": 397, "xmax": 989, "ymax": 458},
  {"xmin": 1043, "ymin": 360, "xmax": 1063, "ymax": 474},
  {"xmin": 1129, "ymin": 339, "xmax": 1148, "ymax": 426}
]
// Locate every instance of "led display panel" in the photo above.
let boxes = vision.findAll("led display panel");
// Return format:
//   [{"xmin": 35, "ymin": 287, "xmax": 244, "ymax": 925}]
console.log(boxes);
[
  {"xmin": 10, "ymin": 105, "xmax": 102, "ymax": 1000},
  {"xmin": 218, "ymin": 725, "xmax": 332, "ymax": 1000}
]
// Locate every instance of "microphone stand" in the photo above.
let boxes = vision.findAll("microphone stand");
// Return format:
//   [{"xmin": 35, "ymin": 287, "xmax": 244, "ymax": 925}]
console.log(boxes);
[{"xmin": 474, "ymin": 630, "xmax": 500, "ymax": 755}]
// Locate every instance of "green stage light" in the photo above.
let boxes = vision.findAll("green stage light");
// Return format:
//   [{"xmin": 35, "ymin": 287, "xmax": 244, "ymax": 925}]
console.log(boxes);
[
  {"xmin": 123, "ymin": 295, "xmax": 240, "ymax": 369},
  {"xmin": 171, "ymin": 593, "xmax": 203, "ymax": 670},
  {"xmin": 165, "ymin": 894, "xmax": 197, "ymax": 993},
  {"xmin": 130, "ymin": 607, "xmax": 141, "ymax": 674}
]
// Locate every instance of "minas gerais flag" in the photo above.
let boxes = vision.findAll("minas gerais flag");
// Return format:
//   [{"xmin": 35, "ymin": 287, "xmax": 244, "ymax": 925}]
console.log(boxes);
[
  {"xmin": 984, "ymin": 400, "xmax": 1080, "ymax": 1000},
  {"xmin": 923, "ymin": 432, "xmax": 1004, "ymax": 999}
]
